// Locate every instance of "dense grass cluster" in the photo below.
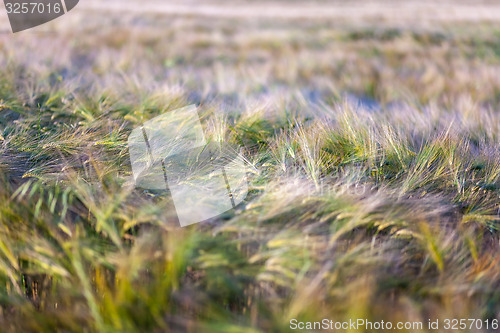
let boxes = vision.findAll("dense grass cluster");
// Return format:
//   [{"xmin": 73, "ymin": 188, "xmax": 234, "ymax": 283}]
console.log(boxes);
[{"xmin": 0, "ymin": 4, "xmax": 499, "ymax": 332}]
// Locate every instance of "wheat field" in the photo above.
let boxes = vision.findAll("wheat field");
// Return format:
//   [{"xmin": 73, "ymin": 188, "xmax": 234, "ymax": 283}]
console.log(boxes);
[{"xmin": 0, "ymin": 1, "xmax": 499, "ymax": 332}]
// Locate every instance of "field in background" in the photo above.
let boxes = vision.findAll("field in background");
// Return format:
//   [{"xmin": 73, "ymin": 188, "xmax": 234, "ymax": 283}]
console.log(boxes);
[{"xmin": 0, "ymin": 1, "xmax": 499, "ymax": 332}]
